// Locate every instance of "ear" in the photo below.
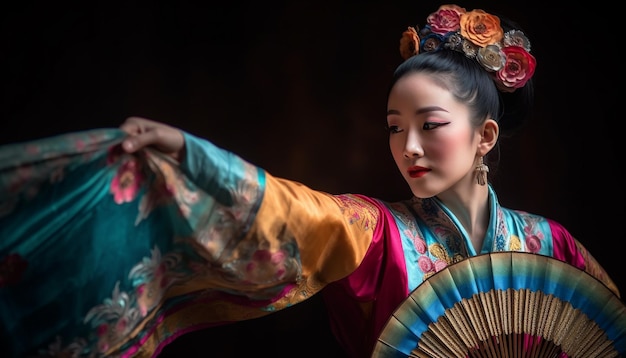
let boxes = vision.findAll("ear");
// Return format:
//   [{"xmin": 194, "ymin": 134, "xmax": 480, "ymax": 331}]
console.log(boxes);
[{"xmin": 477, "ymin": 118, "xmax": 499, "ymax": 156}]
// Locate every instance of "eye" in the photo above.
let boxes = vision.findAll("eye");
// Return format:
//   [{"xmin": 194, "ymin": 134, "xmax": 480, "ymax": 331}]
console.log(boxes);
[
  {"xmin": 423, "ymin": 122, "xmax": 449, "ymax": 130},
  {"xmin": 385, "ymin": 125, "xmax": 402, "ymax": 134}
]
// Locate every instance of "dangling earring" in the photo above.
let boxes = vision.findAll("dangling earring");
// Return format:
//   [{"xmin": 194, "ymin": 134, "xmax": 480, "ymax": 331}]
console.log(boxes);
[{"xmin": 475, "ymin": 156, "xmax": 489, "ymax": 186}]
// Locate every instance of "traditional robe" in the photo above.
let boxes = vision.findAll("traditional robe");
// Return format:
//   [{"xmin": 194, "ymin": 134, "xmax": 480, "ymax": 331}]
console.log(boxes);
[{"xmin": 0, "ymin": 129, "xmax": 619, "ymax": 357}]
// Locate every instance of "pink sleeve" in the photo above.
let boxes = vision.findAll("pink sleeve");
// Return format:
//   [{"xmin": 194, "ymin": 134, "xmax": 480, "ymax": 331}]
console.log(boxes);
[
  {"xmin": 549, "ymin": 218, "xmax": 585, "ymax": 270},
  {"xmin": 322, "ymin": 195, "xmax": 409, "ymax": 357},
  {"xmin": 549, "ymin": 218, "xmax": 621, "ymax": 298}
]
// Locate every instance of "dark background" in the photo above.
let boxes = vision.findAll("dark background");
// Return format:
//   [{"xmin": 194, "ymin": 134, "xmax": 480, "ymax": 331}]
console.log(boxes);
[{"xmin": 2, "ymin": 1, "xmax": 623, "ymax": 356}]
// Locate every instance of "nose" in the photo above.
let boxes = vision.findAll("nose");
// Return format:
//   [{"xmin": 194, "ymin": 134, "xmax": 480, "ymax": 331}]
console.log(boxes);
[{"xmin": 403, "ymin": 130, "xmax": 424, "ymax": 158}]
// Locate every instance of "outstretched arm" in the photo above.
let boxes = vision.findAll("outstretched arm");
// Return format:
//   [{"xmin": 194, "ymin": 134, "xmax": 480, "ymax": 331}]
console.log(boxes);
[{"xmin": 118, "ymin": 116, "xmax": 381, "ymax": 304}]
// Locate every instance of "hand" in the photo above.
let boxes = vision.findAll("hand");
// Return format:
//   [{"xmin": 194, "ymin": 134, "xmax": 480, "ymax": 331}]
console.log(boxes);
[{"xmin": 119, "ymin": 117, "xmax": 185, "ymax": 161}]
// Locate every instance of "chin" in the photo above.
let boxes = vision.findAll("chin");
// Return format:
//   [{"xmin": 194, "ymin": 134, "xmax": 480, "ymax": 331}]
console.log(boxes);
[
  {"xmin": 404, "ymin": 176, "xmax": 444, "ymax": 199},
  {"xmin": 409, "ymin": 186, "xmax": 439, "ymax": 199}
]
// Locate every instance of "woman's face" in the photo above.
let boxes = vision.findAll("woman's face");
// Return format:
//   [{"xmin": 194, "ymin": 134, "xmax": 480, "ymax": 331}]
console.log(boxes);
[{"xmin": 387, "ymin": 72, "xmax": 482, "ymax": 198}]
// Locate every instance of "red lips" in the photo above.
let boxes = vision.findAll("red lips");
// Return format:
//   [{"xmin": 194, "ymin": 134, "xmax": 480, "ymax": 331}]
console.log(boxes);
[{"xmin": 408, "ymin": 166, "xmax": 430, "ymax": 178}]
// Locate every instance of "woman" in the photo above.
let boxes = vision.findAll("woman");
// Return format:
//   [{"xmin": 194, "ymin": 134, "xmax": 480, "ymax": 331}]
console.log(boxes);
[{"xmin": 0, "ymin": 4, "xmax": 621, "ymax": 358}]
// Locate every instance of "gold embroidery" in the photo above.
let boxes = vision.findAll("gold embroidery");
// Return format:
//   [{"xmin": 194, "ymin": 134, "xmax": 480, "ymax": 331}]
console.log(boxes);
[
  {"xmin": 334, "ymin": 194, "xmax": 378, "ymax": 231},
  {"xmin": 429, "ymin": 243, "xmax": 452, "ymax": 263},
  {"xmin": 509, "ymin": 235, "xmax": 521, "ymax": 251}
]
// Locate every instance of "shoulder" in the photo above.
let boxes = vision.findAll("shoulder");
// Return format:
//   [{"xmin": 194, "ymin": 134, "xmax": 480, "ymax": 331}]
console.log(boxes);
[{"xmin": 500, "ymin": 207, "xmax": 554, "ymax": 231}]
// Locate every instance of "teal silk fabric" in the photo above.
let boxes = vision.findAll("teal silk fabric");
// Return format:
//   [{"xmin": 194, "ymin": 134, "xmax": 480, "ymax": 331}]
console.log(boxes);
[
  {"xmin": 0, "ymin": 129, "xmax": 276, "ymax": 357},
  {"xmin": 1, "ymin": 129, "xmax": 177, "ymax": 356}
]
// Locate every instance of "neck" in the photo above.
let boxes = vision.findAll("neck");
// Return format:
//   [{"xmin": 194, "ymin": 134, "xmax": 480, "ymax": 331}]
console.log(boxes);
[{"xmin": 437, "ymin": 183, "xmax": 490, "ymax": 253}]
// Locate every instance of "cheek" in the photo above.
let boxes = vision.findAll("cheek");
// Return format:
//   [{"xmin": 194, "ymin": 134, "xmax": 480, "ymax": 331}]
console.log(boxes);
[
  {"xmin": 427, "ymin": 131, "xmax": 471, "ymax": 160},
  {"xmin": 389, "ymin": 137, "xmax": 404, "ymax": 160}
]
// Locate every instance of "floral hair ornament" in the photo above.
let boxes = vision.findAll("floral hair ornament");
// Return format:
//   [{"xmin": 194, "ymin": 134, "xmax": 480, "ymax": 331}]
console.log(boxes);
[{"xmin": 399, "ymin": 4, "xmax": 536, "ymax": 93}]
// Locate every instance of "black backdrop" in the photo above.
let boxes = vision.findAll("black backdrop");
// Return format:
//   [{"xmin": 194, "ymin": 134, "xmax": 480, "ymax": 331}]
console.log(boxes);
[{"xmin": 2, "ymin": 1, "xmax": 623, "ymax": 357}]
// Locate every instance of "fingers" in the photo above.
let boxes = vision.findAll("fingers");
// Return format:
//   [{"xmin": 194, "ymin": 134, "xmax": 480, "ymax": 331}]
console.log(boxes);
[
  {"xmin": 119, "ymin": 116, "xmax": 147, "ymax": 137},
  {"xmin": 121, "ymin": 129, "xmax": 156, "ymax": 153},
  {"xmin": 119, "ymin": 117, "xmax": 154, "ymax": 153},
  {"xmin": 118, "ymin": 117, "xmax": 185, "ymax": 159}
]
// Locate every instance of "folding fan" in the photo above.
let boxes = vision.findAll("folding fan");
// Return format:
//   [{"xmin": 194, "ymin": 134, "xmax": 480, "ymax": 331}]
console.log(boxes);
[{"xmin": 373, "ymin": 252, "xmax": 626, "ymax": 358}]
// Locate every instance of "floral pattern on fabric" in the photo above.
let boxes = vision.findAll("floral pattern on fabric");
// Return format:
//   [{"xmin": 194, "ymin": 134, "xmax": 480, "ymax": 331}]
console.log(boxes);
[
  {"xmin": 384, "ymin": 190, "xmax": 557, "ymax": 294},
  {"xmin": 0, "ymin": 129, "xmax": 120, "ymax": 217},
  {"xmin": 83, "ymin": 246, "xmax": 194, "ymax": 355},
  {"xmin": 408, "ymin": 197, "xmax": 467, "ymax": 259},
  {"xmin": 0, "ymin": 129, "xmax": 303, "ymax": 357},
  {"xmin": 517, "ymin": 211, "xmax": 545, "ymax": 253},
  {"xmin": 572, "ymin": 238, "xmax": 615, "ymax": 289},
  {"xmin": 334, "ymin": 194, "xmax": 377, "ymax": 232},
  {"xmin": 387, "ymin": 200, "xmax": 461, "ymax": 284}
]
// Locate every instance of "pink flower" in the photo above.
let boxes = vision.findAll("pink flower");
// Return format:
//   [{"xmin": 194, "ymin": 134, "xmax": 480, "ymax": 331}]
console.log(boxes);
[
  {"xmin": 96, "ymin": 323, "xmax": 109, "ymax": 336},
  {"xmin": 418, "ymin": 255, "xmax": 435, "ymax": 273},
  {"xmin": 434, "ymin": 259, "xmax": 448, "ymax": 272},
  {"xmin": 426, "ymin": 4, "xmax": 466, "ymax": 35},
  {"xmin": 404, "ymin": 229, "xmax": 427, "ymax": 254},
  {"xmin": 116, "ymin": 317, "xmax": 129, "ymax": 332},
  {"xmin": 75, "ymin": 139, "xmax": 86, "ymax": 151},
  {"xmin": 136, "ymin": 284, "xmax": 145, "ymax": 296},
  {"xmin": 526, "ymin": 235, "xmax": 542, "ymax": 253},
  {"xmin": 244, "ymin": 249, "xmax": 288, "ymax": 283},
  {"xmin": 96, "ymin": 323, "xmax": 111, "ymax": 353},
  {"xmin": 413, "ymin": 237, "xmax": 427, "ymax": 254},
  {"xmin": 495, "ymin": 46, "xmax": 536, "ymax": 92},
  {"xmin": 110, "ymin": 159, "xmax": 144, "ymax": 204}
]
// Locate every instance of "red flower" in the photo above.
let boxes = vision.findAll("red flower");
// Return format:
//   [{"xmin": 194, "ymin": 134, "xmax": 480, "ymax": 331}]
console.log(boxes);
[
  {"xmin": 0, "ymin": 253, "xmax": 28, "ymax": 287},
  {"xmin": 495, "ymin": 46, "xmax": 536, "ymax": 92}
]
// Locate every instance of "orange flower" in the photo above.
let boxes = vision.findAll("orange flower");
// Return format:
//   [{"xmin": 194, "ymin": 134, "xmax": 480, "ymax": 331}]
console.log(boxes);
[
  {"xmin": 459, "ymin": 9, "xmax": 503, "ymax": 47},
  {"xmin": 399, "ymin": 27, "xmax": 420, "ymax": 60}
]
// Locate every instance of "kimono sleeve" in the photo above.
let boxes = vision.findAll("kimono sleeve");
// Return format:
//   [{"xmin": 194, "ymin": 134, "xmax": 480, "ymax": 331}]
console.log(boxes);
[
  {"xmin": 177, "ymin": 132, "xmax": 379, "ymax": 308},
  {"xmin": 0, "ymin": 129, "xmax": 380, "ymax": 358},
  {"xmin": 549, "ymin": 218, "xmax": 621, "ymax": 298}
]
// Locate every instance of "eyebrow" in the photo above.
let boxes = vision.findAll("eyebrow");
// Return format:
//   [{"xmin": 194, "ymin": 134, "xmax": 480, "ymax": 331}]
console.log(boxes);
[{"xmin": 386, "ymin": 106, "xmax": 448, "ymax": 116}]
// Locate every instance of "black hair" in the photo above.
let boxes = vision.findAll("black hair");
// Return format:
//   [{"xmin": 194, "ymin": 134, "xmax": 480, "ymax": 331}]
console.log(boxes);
[
  {"xmin": 388, "ymin": 49, "xmax": 534, "ymax": 136},
  {"xmin": 495, "ymin": 15, "xmax": 535, "ymax": 137},
  {"xmin": 389, "ymin": 50, "xmax": 501, "ymax": 130},
  {"xmin": 388, "ymin": 16, "xmax": 535, "ymax": 138},
  {"xmin": 387, "ymin": 13, "xmax": 535, "ymax": 177}
]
